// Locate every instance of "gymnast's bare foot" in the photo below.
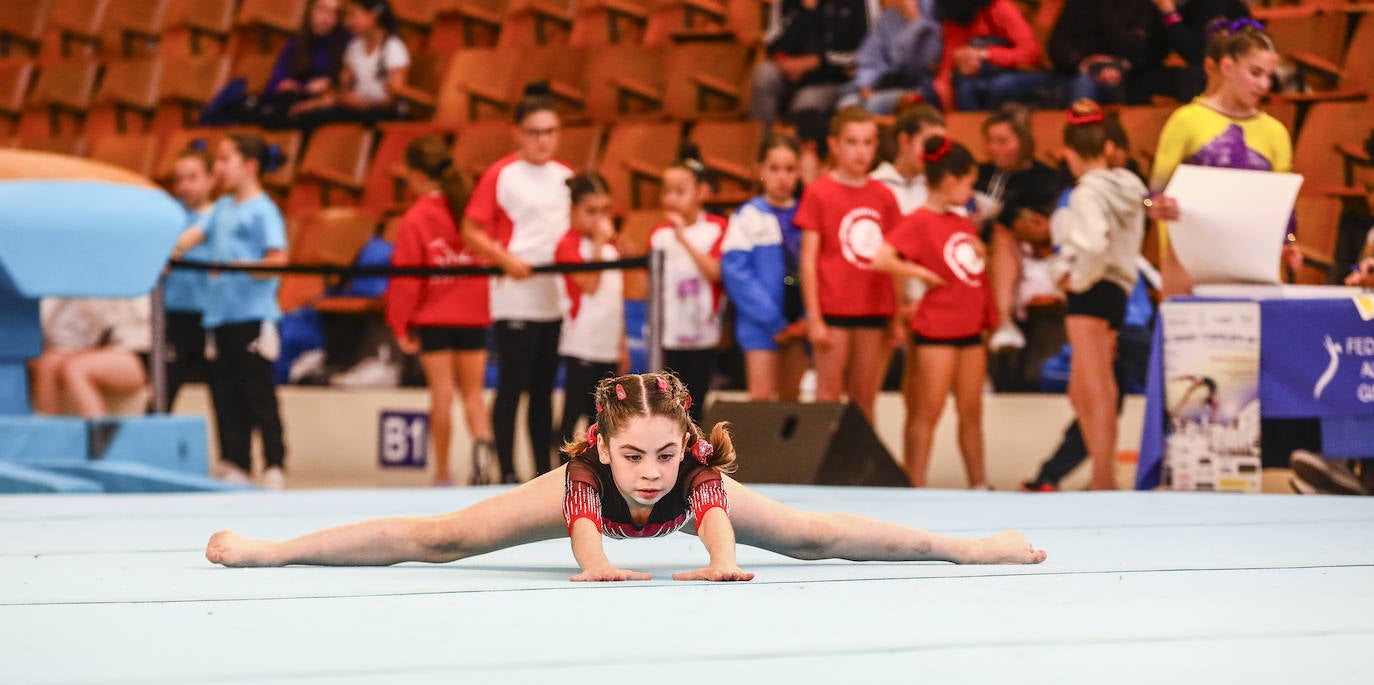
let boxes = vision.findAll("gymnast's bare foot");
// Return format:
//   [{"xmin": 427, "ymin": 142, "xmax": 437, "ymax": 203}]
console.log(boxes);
[
  {"xmin": 969, "ymin": 531, "xmax": 1047, "ymax": 564},
  {"xmin": 205, "ymin": 530, "xmax": 281, "ymax": 567}
]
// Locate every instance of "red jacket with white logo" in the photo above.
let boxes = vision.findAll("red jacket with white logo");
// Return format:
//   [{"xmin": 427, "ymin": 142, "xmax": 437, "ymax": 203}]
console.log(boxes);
[{"xmin": 384, "ymin": 193, "xmax": 491, "ymax": 339}]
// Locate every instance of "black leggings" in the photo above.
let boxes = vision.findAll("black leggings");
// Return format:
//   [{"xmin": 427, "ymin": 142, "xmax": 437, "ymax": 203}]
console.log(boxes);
[
  {"xmin": 164, "ymin": 310, "xmax": 207, "ymax": 409},
  {"xmin": 207, "ymin": 321, "xmax": 285, "ymax": 472},
  {"xmin": 559, "ymin": 356, "xmax": 617, "ymax": 456},
  {"xmin": 493, "ymin": 319, "xmax": 562, "ymax": 479},
  {"xmin": 663, "ymin": 348, "xmax": 715, "ymax": 424}
]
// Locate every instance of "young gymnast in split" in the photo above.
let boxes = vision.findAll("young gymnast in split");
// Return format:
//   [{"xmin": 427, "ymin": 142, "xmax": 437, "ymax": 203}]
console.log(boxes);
[{"xmin": 205, "ymin": 373, "xmax": 1047, "ymax": 580}]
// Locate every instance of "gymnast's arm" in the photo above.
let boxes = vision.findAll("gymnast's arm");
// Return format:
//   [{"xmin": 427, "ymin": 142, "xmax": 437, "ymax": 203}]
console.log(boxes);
[
  {"xmin": 672, "ymin": 506, "xmax": 754, "ymax": 582},
  {"xmin": 566, "ymin": 481, "xmax": 652, "ymax": 582}
]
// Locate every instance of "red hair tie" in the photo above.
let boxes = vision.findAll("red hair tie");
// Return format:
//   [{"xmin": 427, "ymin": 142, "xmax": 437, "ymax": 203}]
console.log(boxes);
[
  {"xmin": 683, "ymin": 395, "xmax": 692, "ymax": 410},
  {"xmin": 691, "ymin": 439, "xmax": 713, "ymax": 465},
  {"xmin": 922, "ymin": 138, "xmax": 952, "ymax": 164},
  {"xmin": 615, "ymin": 383, "xmax": 626, "ymax": 401},
  {"xmin": 657, "ymin": 377, "xmax": 669, "ymax": 393},
  {"xmin": 585, "ymin": 422, "xmax": 599, "ymax": 450},
  {"xmin": 1066, "ymin": 109, "xmax": 1105, "ymax": 126}
]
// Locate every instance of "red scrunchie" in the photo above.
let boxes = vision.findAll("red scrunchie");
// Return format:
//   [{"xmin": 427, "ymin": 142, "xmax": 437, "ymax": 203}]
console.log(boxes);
[
  {"xmin": 1066, "ymin": 109, "xmax": 1105, "ymax": 126},
  {"xmin": 691, "ymin": 439, "xmax": 713, "ymax": 465},
  {"xmin": 922, "ymin": 137, "xmax": 952, "ymax": 164}
]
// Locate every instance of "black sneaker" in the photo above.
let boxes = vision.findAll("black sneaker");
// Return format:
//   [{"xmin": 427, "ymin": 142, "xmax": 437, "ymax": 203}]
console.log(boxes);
[{"xmin": 1291, "ymin": 450, "xmax": 1368, "ymax": 495}]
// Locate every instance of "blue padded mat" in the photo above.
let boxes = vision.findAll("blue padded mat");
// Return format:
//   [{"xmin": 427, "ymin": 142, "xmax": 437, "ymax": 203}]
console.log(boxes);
[{"xmin": 1, "ymin": 487, "xmax": 1371, "ymax": 684}]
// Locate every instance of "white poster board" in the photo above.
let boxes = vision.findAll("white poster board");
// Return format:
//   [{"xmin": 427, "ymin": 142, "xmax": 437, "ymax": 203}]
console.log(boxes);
[{"xmin": 1164, "ymin": 165, "xmax": 1303, "ymax": 285}]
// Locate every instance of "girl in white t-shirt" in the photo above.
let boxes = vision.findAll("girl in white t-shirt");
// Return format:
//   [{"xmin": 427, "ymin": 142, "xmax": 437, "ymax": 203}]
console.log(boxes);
[
  {"xmin": 461, "ymin": 84, "xmax": 574, "ymax": 483},
  {"xmin": 555, "ymin": 173, "xmax": 628, "ymax": 449},
  {"xmin": 290, "ymin": 0, "xmax": 410, "ymax": 127},
  {"xmin": 649, "ymin": 145, "xmax": 728, "ymax": 422}
]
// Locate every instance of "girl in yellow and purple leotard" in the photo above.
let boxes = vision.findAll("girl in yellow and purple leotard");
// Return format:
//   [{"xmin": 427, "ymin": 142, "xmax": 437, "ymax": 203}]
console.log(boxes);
[{"xmin": 1145, "ymin": 19, "xmax": 1302, "ymax": 295}]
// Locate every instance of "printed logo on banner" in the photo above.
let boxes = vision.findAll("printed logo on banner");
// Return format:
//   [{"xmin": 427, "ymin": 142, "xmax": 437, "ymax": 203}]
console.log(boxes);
[
  {"xmin": 379, "ymin": 410, "xmax": 427, "ymax": 468},
  {"xmin": 1314, "ymin": 336, "xmax": 1341, "ymax": 400}
]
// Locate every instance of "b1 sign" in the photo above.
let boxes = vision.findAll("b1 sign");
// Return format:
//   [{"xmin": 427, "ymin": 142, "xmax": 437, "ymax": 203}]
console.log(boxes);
[{"xmin": 379, "ymin": 411, "xmax": 427, "ymax": 468}]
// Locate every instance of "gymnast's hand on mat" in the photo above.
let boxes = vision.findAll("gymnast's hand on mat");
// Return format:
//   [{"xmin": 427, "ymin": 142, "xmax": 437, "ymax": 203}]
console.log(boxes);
[
  {"xmin": 570, "ymin": 564, "xmax": 653, "ymax": 582},
  {"xmin": 672, "ymin": 563, "xmax": 755, "ymax": 582}
]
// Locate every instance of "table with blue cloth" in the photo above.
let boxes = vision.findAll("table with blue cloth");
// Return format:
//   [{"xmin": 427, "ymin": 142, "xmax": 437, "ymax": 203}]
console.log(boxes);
[{"xmin": 1137, "ymin": 292, "xmax": 1374, "ymax": 490}]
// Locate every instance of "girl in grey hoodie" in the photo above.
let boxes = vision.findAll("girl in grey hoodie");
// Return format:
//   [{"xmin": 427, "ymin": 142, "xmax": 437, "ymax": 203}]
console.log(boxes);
[{"xmin": 1050, "ymin": 100, "xmax": 1148, "ymax": 490}]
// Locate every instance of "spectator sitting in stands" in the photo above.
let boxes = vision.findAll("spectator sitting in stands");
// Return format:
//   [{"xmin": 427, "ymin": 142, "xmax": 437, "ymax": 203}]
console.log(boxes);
[
  {"xmin": 749, "ymin": 0, "xmax": 880, "ymax": 176},
  {"xmin": 256, "ymin": 0, "xmax": 351, "ymax": 128},
  {"xmin": 1140, "ymin": 0, "xmax": 1252, "ymax": 104},
  {"xmin": 931, "ymin": 0, "xmax": 1058, "ymax": 111},
  {"xmin": 1346, "ymin": 228, "xmax": 1374, "ymax": 288},
  {"xmin": 978, "ymin": 104, "xmax": 1065, "ymax": 356},
  {"xmin": 1047, "ymin": 0, "xmax": 1158, "ymax": 106},
  {"xmin": 289, "ymin": 0, "xmax": 410, "ymax": 129},
  {"xmin": 28, "ymin": 297, "xmax": 151, "ymax": 419},
  {"xmin": 837, "ymin": 0, "xmax": 944, "ymax": 115},
  {"xmin": 197, "ymin": 0, "xmax": 349, "ymax": 128}
]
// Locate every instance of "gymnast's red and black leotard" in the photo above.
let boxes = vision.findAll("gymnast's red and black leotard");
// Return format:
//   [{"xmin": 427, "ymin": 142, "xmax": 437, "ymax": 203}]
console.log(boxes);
[{"xmin": 562, "ymin": 453, "xmax": 730, "ymax": 539}]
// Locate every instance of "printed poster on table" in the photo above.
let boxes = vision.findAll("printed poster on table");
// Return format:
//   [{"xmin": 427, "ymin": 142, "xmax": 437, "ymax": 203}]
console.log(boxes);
[{"xmin": 1161, "ymin": 301, "xmax": 1262, "ymax": 493}]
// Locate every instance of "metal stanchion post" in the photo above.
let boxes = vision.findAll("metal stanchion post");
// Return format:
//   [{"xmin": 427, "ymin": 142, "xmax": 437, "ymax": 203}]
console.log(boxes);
[
  {"xmin": 647, "ymin": 249, "xmax": 665, "ymax": 373},
  {"xmin": 149, "ymin": 275, "xmax": 168, "ymax": 414}
]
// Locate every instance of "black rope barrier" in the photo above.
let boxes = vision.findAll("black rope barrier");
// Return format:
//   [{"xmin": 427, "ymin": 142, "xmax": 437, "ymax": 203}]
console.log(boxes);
[{"xmin": 168, "ymin": 256, "xmax": 650, "ymax": 277}]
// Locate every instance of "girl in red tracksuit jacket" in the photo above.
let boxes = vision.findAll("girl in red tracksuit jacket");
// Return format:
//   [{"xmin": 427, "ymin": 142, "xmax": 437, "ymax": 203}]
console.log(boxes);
[{"xmin": 385, "ymin": 136, "xmax": 496, "ymax": 487}]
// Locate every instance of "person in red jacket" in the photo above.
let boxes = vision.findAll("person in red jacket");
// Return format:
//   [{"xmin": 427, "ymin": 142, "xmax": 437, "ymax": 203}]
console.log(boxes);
[
  {"xmin": 932, "ymin": 0, "xmax": 1057, "ymax": 111},
  {"xmin": 873, "ymin": 135, "xmax": 996, "ymax": 488},
  {"xmin": 385, "ymin": 136, "xmax": 496, "ymax": 487}
]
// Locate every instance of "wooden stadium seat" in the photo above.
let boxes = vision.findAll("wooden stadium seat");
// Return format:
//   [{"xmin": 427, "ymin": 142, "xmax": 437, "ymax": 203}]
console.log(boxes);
[
  {"xmin": 1292, "ymin": 194, "xmax": 1343, "ymax": 280},
  {"xmin": 430, "ymin": 0, "xmax": 508, "ymax": 51},
  {"xmin": 662, "ymin": 42, "xmax": 753, "ymax": 120},
  {"xmin": 0, "ymin": 0, "xmax": 52, "ymax": 56},
  {"xmin": 596, "ymin": 120, "xmax": 682, "ymax": 214},
  {"xmin": 236, "ymin": 0, "xmax": 306, "ymax": 54},
  {"xmin": 584, "ymin": 44, "xmax": 665, "ymax": 122},
  {"xmin": 0, "ymin": 60, "xmax": 35, "ymax": 130},
  {"xmin": 279, "ymin": 207, "xmax": 382, "ymax": 312},
  {"xmin": 25, "ymin": 59, "xmax": 100, "ymax": 134},
  {"xmin": 391, "ymin": 0, "xmax": 437, "ymax": 51},
  {"xmin": 1029, "ymin": 109, "xmax": 1065, "ymax": 166},
  {"xmin": 157, "ymin": 53, "xmax": 229, "ymax": 126},
  {"xmin": 50, "ymin": 0, "xmax": 112, "ymax": 57},
  {"xmin": 92, "ymin": 57, "xmax": 162, "ymax": 132},
  {"xmin": 105, "ymin": 0, "xmax": 172, "ymax": 57},
  {"xmin": 230, "ymin": 51, "xmax": 280, "ymax": 95},
  {"xmin": 499, "ymin": 0, "xmax": 575, "ymax": 47},
  {"xmin": 943, "ymin": 111, "xmax": 987, "ymax": 162},
  {"xmin": 392, "ymin": 50, "xmax": 447, "ymax": 119},
  {"xmin": 451, "ymin": 119, "xmax": 516, "ymax": 178},
  {"xmin": 88, "ymin": 131, "xmax": 159, "ymax": 176},
  {"xmin": 294, "ymin": 123, "xmax": 376, "ymax": 207},
  {"xmin": 616, "ymin": 208, "xmax": 666, "ymax": 299},
  {"xmin": 1292, "ymin": 100, "xmax": 1374, "ymax": 199},
  {"xmin": 688, "ymin": 119, "xmax": 762, "ymax": 205},
  {"xmin": 556, "ymin": 123, "xmax": 604, "ymax": 170},
  {"xmin": 1285, "ymin": 8, "xmax": 1374, "ymax": 102},
  {"xmin": 569, "ymin": 0, "xmax": 652, "ymax": 46},
  {"xmin": 361, "ymin": 122, "xmax": 453, "ymax": 216},
  {"xmin": 15, "ymin": 129, "xmax": 86, "ymax": 156},
  {"xmin": 433, "ymin": 46, "xmax": 586, "ymax": 124},
  {"xmin": 643, "ymin": 0, "xmax": 732, "ymax": 45},
  {"xmin": 164, "ymin": 0, "xmax": 236, "ymax": 54}
]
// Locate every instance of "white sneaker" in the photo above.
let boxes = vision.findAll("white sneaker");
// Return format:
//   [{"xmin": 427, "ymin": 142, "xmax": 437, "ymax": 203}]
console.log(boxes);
[
  {"xmin": 330, "ymin": 356, "xmax": 400, "ymax": 388},
  {"xmin": 262, "ymin": 467, "xmax": 286, "ymax": 491},
  {"xmin": 989, "ymin": 322, "xmax": 1026, "ymax": 351},
  {"xmin": 219, "ymin": 463, "xmax": 252, "ymax": 485}
]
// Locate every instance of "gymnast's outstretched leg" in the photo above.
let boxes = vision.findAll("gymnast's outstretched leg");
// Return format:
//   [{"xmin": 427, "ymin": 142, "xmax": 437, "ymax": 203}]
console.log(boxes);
[
  {"xmin": 205, "ymin": 467, "xmax": 569, "ymax": 567},
  {"xmin": 720, "ymin": 476, "xmax": 1047, "ymax": 565}
]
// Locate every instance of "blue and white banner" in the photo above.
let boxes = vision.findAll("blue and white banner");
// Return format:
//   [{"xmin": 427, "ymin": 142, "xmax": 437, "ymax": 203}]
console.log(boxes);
[{"xmin": 1259, "ymin": 296, "xmax": 1374, "ymax": 418}]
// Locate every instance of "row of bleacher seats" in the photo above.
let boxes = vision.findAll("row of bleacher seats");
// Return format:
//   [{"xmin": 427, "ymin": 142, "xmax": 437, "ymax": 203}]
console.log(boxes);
[{"xmin": 2, "ymin": 0, "xmax": 1372, "ymax": 298}]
